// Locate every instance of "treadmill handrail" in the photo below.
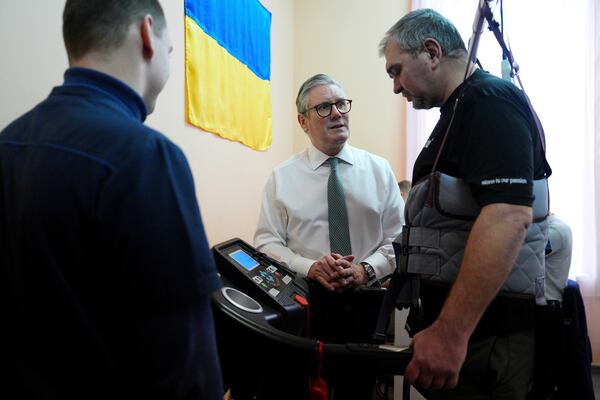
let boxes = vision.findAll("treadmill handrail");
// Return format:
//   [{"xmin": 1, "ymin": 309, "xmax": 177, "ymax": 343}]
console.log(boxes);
[{"xmin": 213, "ymin": 292, "xmax": 413, "ymax": 375}]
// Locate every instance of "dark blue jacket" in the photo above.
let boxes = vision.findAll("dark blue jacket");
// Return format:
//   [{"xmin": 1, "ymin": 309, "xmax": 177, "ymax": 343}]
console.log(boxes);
[{"xmin": 0, "ymin": 67, "xmax": 223, "ymax": 399}]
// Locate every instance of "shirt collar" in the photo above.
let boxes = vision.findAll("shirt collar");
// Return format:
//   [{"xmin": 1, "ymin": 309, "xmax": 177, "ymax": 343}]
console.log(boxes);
[
  {"xmin": 307, "ymin": 143, "xmax": 355, "ymax": 170},
  {"xmin": 440, "ymin": 68, "xmax": 485, "ymax": 114},
  {"xmin": 58, "ymin": 67, "xmax": 148, "ymax": 122}
]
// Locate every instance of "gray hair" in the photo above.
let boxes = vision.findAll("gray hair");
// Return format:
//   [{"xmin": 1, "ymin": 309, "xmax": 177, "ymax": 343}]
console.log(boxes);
[
  {"xmin": 378, "ymin": 8, "xmax": 466, "ymax": 59},
  {"xmin": 296, "ymin": 74, "xmax": 343, "ymax": 115}
]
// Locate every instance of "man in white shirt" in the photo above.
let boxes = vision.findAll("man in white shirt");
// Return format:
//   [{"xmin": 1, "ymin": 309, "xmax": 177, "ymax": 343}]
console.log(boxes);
[
  {"xmin": 254, "ymin": 73, "xmax": 403, "ymax": 399},
  {"xmin": 254, "ymin": 73, "xmax": 404, "ymax": 293}
]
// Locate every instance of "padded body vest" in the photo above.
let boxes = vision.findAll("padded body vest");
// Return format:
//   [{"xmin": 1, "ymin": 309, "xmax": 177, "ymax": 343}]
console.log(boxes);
[{"xmin": 401, "ymin": 172, "xmax": 549, "ymax": 299}]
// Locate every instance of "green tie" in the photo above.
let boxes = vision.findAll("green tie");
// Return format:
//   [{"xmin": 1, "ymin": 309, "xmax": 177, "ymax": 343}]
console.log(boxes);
[{"xmin": 327, "ymin": 157, "xmax": 352, "ymax": 255}]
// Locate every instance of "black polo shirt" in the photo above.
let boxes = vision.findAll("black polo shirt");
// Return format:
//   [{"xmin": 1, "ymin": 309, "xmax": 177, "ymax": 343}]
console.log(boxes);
[{"xmin": 412, "ymin": 69, "xmax": 551, "ymax": 207}]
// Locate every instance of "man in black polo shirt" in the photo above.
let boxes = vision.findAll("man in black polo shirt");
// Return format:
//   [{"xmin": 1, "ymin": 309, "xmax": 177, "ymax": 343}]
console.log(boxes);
[
  {"xmin": 0, "ymin": 1, "xmax": 222, "ymax": 399},
  {"xmin": 379, "ymin": 8, "xmax": 551, "ymax": 400}
]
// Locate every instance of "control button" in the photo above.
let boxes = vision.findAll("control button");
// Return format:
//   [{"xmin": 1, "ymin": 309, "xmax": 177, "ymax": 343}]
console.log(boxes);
[{"xmin": 266, "ymin": 265, "xmax": 277, "ymax": 273}]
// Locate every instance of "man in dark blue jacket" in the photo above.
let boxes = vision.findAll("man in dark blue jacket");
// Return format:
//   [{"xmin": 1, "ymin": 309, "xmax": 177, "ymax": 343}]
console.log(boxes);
[{"xmin": 0, "ymin": 1, "xmax": 223, "ymax": 398}]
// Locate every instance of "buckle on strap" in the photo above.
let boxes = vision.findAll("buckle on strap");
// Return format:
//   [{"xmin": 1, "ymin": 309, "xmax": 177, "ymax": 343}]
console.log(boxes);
[
  {"xmin": 393, "ymin": 226, "xmax": 441, "ymax": 272},
  {"xmin": 393, "ymin": 226, "xmax": 411, "ymax": 273}
]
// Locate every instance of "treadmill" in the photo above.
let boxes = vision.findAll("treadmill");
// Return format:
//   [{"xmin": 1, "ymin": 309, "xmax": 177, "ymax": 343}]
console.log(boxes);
[{"xmin": 211, "ymin": 238, "xmax": 412, "ymax": 400}]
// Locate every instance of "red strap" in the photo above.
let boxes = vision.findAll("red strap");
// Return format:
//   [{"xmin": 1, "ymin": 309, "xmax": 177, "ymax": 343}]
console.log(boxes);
[
  {"xmin": 294, "ymin": 294, "xmax": 311, "ymax": 338},
  {"xmin": 310, "ymin": 341, "xmax": 328, "ymax": 400},
  {"xmin": 311, "ymin": 378, "xmax": 328, "ymax": 400}
]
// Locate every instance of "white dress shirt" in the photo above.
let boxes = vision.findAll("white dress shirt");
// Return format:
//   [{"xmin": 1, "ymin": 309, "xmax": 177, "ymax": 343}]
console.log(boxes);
[{"xmin": 254, "ymin": 143, "xmax": 404, "ymax": 279}]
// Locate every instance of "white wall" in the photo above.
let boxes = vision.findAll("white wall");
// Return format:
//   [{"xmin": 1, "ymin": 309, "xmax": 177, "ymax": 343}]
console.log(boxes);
[
  {"xmin": 149, "ymin": 0, "xmax": 296, "ymax": 246},
  {"xmin": 293, "ymin": 0, "xmax": 408, "ymax": 179},
  {"xmin": 0, "ymin": 1, "xmax": 67, "ymax": 124}
]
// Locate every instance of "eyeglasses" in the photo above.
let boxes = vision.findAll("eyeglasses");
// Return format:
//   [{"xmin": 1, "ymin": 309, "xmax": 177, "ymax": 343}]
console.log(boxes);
[{"xmin": 307, "ymin": 99, "xmax": 352, "ymax": 118}]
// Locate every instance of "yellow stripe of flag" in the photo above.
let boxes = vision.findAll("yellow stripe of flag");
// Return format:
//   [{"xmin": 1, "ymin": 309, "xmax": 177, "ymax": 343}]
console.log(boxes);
[{"xmin": 185, "ymin": 16, "xmax": 272, "ymax": 150}]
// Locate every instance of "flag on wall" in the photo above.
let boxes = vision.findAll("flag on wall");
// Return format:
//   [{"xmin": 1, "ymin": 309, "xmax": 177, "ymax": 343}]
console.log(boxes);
[{"xmin": 184, "ymin": 0, "xmax": 272, "ymax": 151}]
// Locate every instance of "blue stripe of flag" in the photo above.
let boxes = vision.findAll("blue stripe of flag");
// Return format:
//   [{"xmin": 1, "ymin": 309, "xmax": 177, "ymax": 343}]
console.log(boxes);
[{"xmin": 184, "ymin": 0, "xmax": 271, "ymax": 81}]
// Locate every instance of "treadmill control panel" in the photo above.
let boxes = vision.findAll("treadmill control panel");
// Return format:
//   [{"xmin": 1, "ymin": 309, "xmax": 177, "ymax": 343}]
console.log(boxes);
[
  {"xmin": 227, "ymin": 247, "xmax": 294, "ymax": 299},
  {"xmin": 212, "ymin": 238, "xmax": 309, "ymax": 334}
]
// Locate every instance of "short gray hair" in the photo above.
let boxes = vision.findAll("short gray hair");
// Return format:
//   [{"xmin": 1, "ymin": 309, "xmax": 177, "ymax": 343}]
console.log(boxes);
[
  {"xmin": 296, "ymin": 74, "xmax": 343, "ymax": 115},
  {"xmin": 379, "ymin": 8, "xmax": 466, "ymax": 59}
]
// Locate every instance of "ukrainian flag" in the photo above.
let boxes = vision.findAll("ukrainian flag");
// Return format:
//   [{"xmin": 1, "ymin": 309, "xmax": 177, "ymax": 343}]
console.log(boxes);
[{"xmin": 185, "ymin": 0, "xmax": 272, "ymax": 151}]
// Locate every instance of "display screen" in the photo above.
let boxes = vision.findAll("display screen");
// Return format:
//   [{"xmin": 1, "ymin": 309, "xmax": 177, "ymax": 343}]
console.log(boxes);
[
  {"xmin": 229, "ymin": 249, "xmax": 259, "ymax": 271},
  {"xmin": 226, "ymin": 246, "xmax": 294, "ymax": 298}
]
